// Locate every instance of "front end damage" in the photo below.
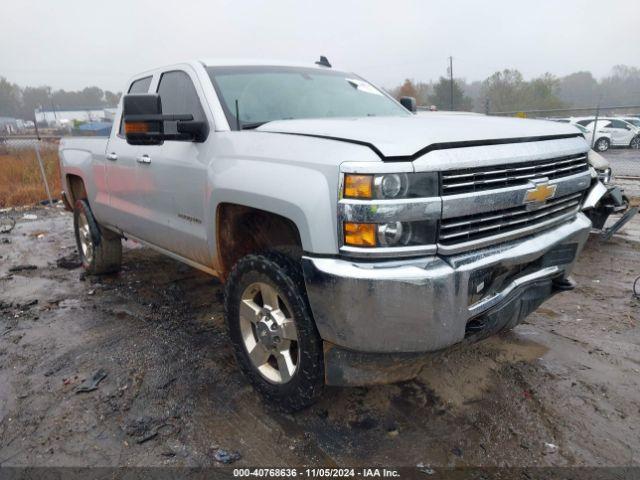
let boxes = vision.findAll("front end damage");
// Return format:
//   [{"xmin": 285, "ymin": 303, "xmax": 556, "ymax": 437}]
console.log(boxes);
[
  {"xmin": 302, "ymin": 139, "xmax": 623, "ymax": 387},
  {"xmin": 302, "ymin": 213, "xmax": 592, "ymax": 386},
  {"xmin": 584, "ymin": 150, "xmax": 638, "ymax": 239},
  {"xmin": 583, "ymin": 184, "xmax": 638, "ymax": 240}
]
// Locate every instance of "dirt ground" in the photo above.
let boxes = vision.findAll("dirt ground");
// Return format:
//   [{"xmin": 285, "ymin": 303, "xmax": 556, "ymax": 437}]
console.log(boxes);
[{"xmin": 0, "ymin": 205, "xmax": 639, "ymax": 469}]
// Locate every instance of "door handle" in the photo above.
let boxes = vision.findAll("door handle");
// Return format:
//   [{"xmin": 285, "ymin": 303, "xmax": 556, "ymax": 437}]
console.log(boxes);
[
  {"xmin": 136, "ymin": 154, "xmax": 151, "ymax": 164},
  {"xmin": 106, "ymin": 152, "xmax": 118, "ymax": 161}
]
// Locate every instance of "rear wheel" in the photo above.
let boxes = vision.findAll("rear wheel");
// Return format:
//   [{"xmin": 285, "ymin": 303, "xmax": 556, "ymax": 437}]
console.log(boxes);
[
  {"xmin": 595, "ymin": 137, "xmax": 610, "ymax": 152},
  {"xmin": 224, "ymin": 252, "xmax": 324, "ymax": 411},
  {"xmin": 73, "ymin": 199, "xmax": 122, "ymax": 275}
]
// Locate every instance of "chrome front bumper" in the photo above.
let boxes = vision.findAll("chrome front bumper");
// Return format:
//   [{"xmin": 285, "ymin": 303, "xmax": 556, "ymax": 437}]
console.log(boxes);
[{"xmin": 302, "ymin": 213, "xmax": 592, "ymax": 354}]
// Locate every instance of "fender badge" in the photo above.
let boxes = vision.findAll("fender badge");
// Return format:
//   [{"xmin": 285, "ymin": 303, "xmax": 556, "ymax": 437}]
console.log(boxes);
[{"xmin": 524, "ymin": 183, "xmax": 557, "ymax": 204}]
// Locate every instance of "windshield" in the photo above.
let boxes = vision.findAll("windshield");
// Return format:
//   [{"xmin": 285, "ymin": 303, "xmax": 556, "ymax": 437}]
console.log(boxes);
[
  {"xmin": 207, "ymin": 66, "xmax": 409, "ymax": 129},
  {"xmin": 574, "ymin": 124, "xmax": 588, "ymax": 133},
  {"xmin": 624, "ymin": 118, "xmax": 640, "ymax": 127}
]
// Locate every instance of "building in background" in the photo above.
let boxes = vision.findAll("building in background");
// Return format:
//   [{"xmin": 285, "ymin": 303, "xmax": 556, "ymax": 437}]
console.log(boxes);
[
  {"xmin": 75, "ymin": 122, "xmax": 113, "ymax": 136},
  {"xmin": 0, "ymin": 117, "xmax": 19, "ymax": 134},
  {"xmin": 35, "ymin": 107, "xmax": 117, "ymax": 128}
]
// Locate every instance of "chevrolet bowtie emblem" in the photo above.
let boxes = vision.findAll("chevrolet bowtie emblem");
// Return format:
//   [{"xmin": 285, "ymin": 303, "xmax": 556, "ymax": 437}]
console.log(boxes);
[{"xmin": 524, "ymin": 183, "xmax": 557, "ymax": 204}]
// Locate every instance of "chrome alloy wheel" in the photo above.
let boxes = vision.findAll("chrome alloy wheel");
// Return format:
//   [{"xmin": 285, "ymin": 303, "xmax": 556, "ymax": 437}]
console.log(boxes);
[
  {"xmin": 595, "ymin": 138, "xmax": 609, "ymax": 152},
  {"xmin": 239, "ymin": 282, "xmax": 300, "ymax": 384},
  {"xmin": 631, "ymin": 137, "xmax": 640, "ymax": 149},
  {"xmin": 77, "ymin": 211, "xmax": 94, "ymax": 264}
]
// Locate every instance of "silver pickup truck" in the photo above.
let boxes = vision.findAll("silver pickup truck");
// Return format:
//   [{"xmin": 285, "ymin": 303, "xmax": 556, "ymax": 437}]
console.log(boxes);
[{"xmin": 59, "ymin": 59, "xmax": 605, "ymax": 411}]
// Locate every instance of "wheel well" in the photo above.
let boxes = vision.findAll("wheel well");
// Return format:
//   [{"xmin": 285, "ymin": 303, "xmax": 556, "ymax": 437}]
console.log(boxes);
[
  {"xmin": 217, "ymin": 204, "xmax": 303, "ymax": 279},
  {"xmin": 66, "ymin": 175, "xmax": 87, "ymax": 205}
]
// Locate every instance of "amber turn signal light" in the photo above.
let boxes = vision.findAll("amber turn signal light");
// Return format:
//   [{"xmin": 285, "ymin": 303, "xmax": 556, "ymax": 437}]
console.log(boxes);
[
  {"xmin": 344, "ymin": 174, "xmax": 373, "ymax": 199},
  {"xmin": 344, "ymin": 222, "xmax": 376, "ymax": 247},
  {"xmin": 124, "ymin": 121, "xmax": 150, "ymax": 134}
]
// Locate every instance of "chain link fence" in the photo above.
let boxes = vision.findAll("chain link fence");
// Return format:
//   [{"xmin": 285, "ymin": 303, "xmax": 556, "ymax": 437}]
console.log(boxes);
[
  {"xmin": 0, "ymin": 135, "xmax": 61, "ymax": 208},
  {"xmin": 0, "ymin": 115, "xmax": 638, "ymax": 211},
  {"xmin": 603, "ymin": 149, "xmax": 640, "ymax": 179}
]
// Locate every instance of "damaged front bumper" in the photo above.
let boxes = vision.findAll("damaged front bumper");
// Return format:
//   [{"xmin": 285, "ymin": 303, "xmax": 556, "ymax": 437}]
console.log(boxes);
[
  {"xmin": 302, "ymin": 213, "xmax": 592, "ymax": 386},
  {"xmin": 583, "ymin": 183, "xmax": 638, "ymax": 239}
]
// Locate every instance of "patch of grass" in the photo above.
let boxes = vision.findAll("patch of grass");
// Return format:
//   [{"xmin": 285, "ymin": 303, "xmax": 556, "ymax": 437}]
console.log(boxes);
[{"xmin": 0, "ymin": 144, "xmax": 61, "ymax": 207}]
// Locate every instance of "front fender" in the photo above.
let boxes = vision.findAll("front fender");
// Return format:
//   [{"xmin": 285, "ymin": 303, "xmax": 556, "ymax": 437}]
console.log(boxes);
[{"xmin": 208, "ymin": 159, "xmax": 339, "ymax": 257}]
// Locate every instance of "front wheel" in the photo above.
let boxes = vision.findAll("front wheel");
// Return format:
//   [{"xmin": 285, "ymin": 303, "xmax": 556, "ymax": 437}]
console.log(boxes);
[
  {"xmin": 630, "ymin": 136, "xmax": 640, "ymax": 150},
  {"xmin": 73, "ymin": 199, "xmax": 122, "ymax": 275},
  {"xmin": 224, "ymin": 252, "xmax": 324, "ymax": 411},
  {"xmin": 595, "ymin": 137, "xmax": 610, "ymax": 152}
]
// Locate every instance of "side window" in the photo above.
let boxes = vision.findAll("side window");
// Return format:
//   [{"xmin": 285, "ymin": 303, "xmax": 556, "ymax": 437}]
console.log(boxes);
[
  {"xmin": 609, "ymin": 120, "xmax": 627, "ymax": 129},
  {"xmin": 129, "ymin": 76, "xmax": 153, "ymax": 94},
  {"xmin": 119, "ymin": 76, "xmax": 152, "ymax": 136},
  {"xmin": 157, "ymin": 70, "xmax": 206, "ymax": 136}
]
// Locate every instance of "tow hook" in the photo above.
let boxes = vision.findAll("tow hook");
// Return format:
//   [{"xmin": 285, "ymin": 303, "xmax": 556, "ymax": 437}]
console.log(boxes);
[{"xmin": 553, "ymin": 277, "xmax": 576, "ymax": 292}]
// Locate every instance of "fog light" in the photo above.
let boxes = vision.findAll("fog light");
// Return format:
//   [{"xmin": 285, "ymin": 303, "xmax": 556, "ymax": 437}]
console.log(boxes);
[
  {"xmin": 344, "ymin": 222, "xmax": 376, "ymax": 247},
  {"xmin": 598, "ymin": 168, "xmax": 612, "ymax": 185}
]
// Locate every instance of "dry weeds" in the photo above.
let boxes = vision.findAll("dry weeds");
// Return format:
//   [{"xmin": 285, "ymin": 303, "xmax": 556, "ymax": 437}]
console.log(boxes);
[{"xmin": 0, "ymin": 144, "xmax": 61, "ymax": 207}]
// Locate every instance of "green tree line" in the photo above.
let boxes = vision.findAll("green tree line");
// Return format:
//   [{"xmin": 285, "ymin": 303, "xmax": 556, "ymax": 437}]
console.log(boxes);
[
  {"xmin": 2, "ymin": 64, "xmax": 639, "ymax": 118},
  {"xmin": 0, "ymin": 78, "xmax": 121, "ymax": 120},
  {"xmin": 389, "ymin": 65, "xmax": 640, "ymax": 113}
]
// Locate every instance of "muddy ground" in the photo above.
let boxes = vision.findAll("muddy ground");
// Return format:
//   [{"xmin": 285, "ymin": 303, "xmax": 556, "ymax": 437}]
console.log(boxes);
[{"xmin": 0, "ymin": 205, "xmax": 639, "ymax": 468}]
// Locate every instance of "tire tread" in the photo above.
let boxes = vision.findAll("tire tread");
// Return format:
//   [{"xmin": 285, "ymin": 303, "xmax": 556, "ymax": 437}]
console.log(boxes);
[{"xmin": 224, "ymin": 251, "xmax": 324, "ymax": 412}]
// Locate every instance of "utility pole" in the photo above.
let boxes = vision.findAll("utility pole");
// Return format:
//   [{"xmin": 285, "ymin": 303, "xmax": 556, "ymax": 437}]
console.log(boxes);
[
  {"xmin": 448, "ymin": 56, "xmax": 454, "ymax": 111},
  {"xmin": 590, "ymin": 95, "xmax": 603, "ymax": 149}
]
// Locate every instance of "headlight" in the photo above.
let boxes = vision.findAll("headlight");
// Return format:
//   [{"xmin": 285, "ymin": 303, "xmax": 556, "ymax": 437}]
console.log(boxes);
[
  {"xmin": 343, "ymin": 172, "xmax": 438, "ymax": 199},
  {"xmin": 340, "ymin": 171, "xmax": 440, "ymax": 256},
  {"xmin": 377, "ymin": 221, "xmax": 410, "ymax": 246},
  {"xmin": 376, "ymin": 173, "xmax": 407, "ymax": 199},
  {"xmin": 343, "ymin": 220, "xmax": 437, "ymax": 248},
  {"xmin": 597, "ymin": 167, "xmax": 612, "ymax": 185}
]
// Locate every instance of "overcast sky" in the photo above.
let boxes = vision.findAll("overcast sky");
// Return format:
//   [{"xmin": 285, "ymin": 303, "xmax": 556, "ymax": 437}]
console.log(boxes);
[{"xmin": 1, "ymin": 0, "xmax": 639, "ymax": 92}]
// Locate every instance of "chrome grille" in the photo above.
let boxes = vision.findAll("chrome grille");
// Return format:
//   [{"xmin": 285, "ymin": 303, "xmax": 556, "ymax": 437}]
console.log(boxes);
[
  {"xmin": 439, "ymin": 192, "xmax": 583, "ymax": 246},
  {"xmin": 441, "ymin": 154, "xmax": 588, "ymax": 195}
]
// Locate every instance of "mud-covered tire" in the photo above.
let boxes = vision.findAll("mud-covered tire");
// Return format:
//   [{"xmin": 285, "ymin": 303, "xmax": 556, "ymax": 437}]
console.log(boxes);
[
  {"xmin": 73, "ymin": 199, "xmax": 122, "ymax": 275},
  {"xmin": 595, "ymin": 137, "xmax": 610, "ymax": 152},
  {"xmin": 224, "ymin": 252, "xmax": 324, "ymax": 411}
]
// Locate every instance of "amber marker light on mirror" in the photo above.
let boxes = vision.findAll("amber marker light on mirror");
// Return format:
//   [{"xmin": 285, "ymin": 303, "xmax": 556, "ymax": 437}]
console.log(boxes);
[
  {"xmin": 124, "ymin": 122, "xmax": 150, "ymax": 134},
  {"xmin": 344, "ymin": 174, "xmax": 373, "ymax": 199},
  {"xmin": 344, "ymin": 222, "xmax": 377, "ymax": 247}
]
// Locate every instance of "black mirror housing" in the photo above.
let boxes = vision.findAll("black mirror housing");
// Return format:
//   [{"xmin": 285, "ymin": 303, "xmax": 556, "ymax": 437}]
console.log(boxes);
[
  {"xmin": 123, "ymin": 93, "xmax": 204, "ymax": 144},
  {"xmin": 177, "ymin": 120, "xmax": 209, "ymax": 142},
  {"xmin": 123, "ymin": 94, "xmax": 165, "ymax": 145},
  {"xmin": 399, "ymin": 96, "xmax": 417, "ymax": 113}
]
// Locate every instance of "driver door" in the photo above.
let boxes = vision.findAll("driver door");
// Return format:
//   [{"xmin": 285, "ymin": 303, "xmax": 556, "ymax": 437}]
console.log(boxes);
[
  {"xmin": 133, "ymin": 69, "xmax": 211, "ymax": 265},
  {"xmin": 105, "ymin": 75, "xmax": 152, "ymax": 235}
]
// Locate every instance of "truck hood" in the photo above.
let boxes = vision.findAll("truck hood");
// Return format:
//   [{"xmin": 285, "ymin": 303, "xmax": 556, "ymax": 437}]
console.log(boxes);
[{"xmin": 258, "ymin": 114, "xmax": 583, "ymax": 159}]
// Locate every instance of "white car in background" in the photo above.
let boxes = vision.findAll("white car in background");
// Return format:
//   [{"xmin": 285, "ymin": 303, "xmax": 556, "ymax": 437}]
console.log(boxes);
[
  {"xmin": 617, "ymin": 116, "xmax": 640, "ymax": 129},
  {"xmin": 583, "ymin": 118, "xmax": 640, "ymax": 149},
  {"xmin": 574, "ymin": 123, "xmax": 612, "ymax": 152}
]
